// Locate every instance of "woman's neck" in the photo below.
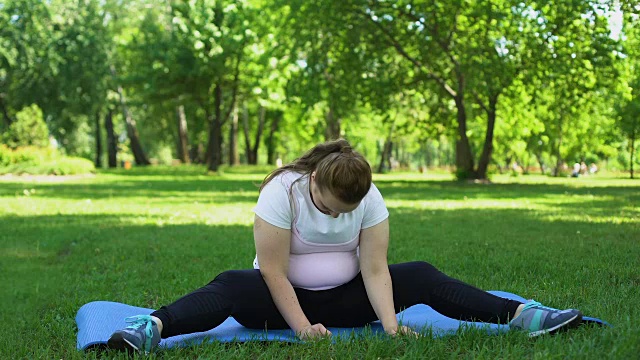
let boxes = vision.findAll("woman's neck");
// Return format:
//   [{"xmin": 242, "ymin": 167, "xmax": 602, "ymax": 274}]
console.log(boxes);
[{"xmin": 308, "ymin": 180, "xmax": 330, "ymax": 215}]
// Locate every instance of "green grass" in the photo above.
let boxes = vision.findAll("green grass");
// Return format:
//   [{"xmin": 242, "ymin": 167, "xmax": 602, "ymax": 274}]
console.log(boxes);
[{"xmin": 1, "ymin": 165, "xmax": 639, "ymax": 359}]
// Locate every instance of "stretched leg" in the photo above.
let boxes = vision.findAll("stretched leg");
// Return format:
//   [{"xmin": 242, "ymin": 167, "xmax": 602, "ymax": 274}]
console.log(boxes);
[
  {"xmin": 153, "ymin": 269, "xmax": 288, "ymax": 338},
  {"xmin": 389, "ymin": 261, "xmax": 522, "ymax": 323},
  {"xmin": 108, "ymin": 269, "xmax": 282, "ymax": 352},
  {"xmin": 302, "ymin": 261, "xmax": 580, "ymax": 337},
  {"xmin": 295, "ymin": 261, "xmax": 522, "ymax": 327}
]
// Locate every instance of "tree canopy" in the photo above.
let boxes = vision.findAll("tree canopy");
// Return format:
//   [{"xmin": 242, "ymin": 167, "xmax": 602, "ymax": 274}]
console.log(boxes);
[{"xmin": 1, "ymin": 0, "xmax": 637, "ymax": 178}]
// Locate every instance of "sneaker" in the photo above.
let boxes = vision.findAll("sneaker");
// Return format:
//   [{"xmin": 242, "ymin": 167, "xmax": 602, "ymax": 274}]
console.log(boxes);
[
  {"xmin": 107, "ymin": 315, "xmax": 161, "ymax": 354},
  {"xmin": 509, "ymin": 301, "xmax": 583, "ymax": 337}
]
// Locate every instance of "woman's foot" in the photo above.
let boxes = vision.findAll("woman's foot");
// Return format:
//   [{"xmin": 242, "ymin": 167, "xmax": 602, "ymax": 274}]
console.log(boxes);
[
  {"xmin": 107, "ymin": 315, "xmax": 161, "ymax": 354},
  {"xmin": 509, "ymin": 301, "xmax": 583, "ymax": 337}
]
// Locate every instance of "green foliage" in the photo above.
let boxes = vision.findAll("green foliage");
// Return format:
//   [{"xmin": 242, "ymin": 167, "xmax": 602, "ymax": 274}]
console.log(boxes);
[
  {"xmin": 0, "ymin": 1, "xmax": 635, "ymax": 179},
  {"xmin": 2, "ymin": 104, "xmax": 49, "ymax": 148},
  {"xmin": 1, "ymin": 169, "xmax": 639, "ymax": 358},
  {"xmin": 0, "ymin": 145, "xmax": 12, "ymax": 166},
  {"xmin": 153, "ymin": 145, "xmax": 175, "ymax": 166},
  {"xmin": 0, "ymin": 145, "xmax": 95, "ymax": 175},
  {"xmin": 1, "ymin": 156, "xmax": 95, "ymax": 175}
]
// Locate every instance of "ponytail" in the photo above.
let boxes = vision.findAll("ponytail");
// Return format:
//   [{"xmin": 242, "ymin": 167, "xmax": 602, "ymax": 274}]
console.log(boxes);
[{"xmin": 260, "ymin": 139, "xmax": 372, "ymax": 204}]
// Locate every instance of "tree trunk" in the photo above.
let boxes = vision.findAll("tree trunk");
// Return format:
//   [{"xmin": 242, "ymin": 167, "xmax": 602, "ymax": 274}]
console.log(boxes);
[
  {"xmin": 378, "ymin": 140, "xmax": 393, "ymax": 173},
  {"xmin": 535, "ymin": 152, "xmax": 545, "ymax": 175},
  {"xmin": 176, "ymin": 105, "xmax": 190, "ymax": 164},
  {"xmin": 252, "ymin": 106, "xmax": 266, "ymax": 164},
  {"xmin": 242, "ymin": 105, "xmax": 265, "ymax": 165},
  {"xmin": 228, "ymin": 107, "xmax": 239, "ymax": 166},
  {"xmin": 453, "ymin": 95, "xmax": 475, "ymax": 179},
  {"xmin": 266, "ymin": 110, "xmax": 282, "ymax": 165},
  {"xmin": 206, "ymin": 84, "xmax": 223, "ymax": 172},
  {"xmin": 94, "ymin": 111, "xmax": 102, "ymax": 168},
  {"xmin": 476, "ymin": 95, "xmax": 499, "ymax": 179},
  {"xmin": 111, "ymin": 66, "xmax": 150, "ymax": 166},
  {"xmin": 552, "ymin": 118, "xmax": 564, "ymax": 177},
  {"xmin": 378, "ymin": 119, "xmax": 396, "ymax": 173},
  {"xmin": 630, "ymin": 130, "xmax": 636, "ymax": 180},
  {"xmin": 242, "ymin": 104, "xmax": 253, "ymax": 164},
  {"xmin": 105, "ymin": 109, "xmax": 117, "ymax": 168},
  {"xmin": 119, "ymin": 92, "xmax": 150, "ymax": 166},
  {"xmin": 324, "ymin": 105, "xmax": 341, "ymax": 141},
  {"xmin": 190, "ymin": 143, "xmax": 204, "ymax": 164}
]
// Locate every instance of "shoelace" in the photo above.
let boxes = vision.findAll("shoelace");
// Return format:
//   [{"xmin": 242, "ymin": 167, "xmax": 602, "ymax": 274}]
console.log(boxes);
[
  {"xmin": 124, "ymin": 315, "xmax": 154, "ymax": 352},
  {"xmin": 511, "ymin": 301, "xmax": 554, "ymax": 325},
  {"xmin": 522, "ymin": 301, "xmax": 556, "ymax": 312}
]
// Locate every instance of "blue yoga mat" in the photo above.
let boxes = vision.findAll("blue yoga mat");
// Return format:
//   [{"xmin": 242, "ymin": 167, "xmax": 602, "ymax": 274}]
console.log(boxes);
[{"xmin": 76, "ymin": 290, "xmax": 608, "ymax": 350}]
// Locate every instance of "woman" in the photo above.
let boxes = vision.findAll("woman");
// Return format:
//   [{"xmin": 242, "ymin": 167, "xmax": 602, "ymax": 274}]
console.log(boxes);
[{"xmin": 107, "ymin": 139, "xmax": 582, "ymax": 354}]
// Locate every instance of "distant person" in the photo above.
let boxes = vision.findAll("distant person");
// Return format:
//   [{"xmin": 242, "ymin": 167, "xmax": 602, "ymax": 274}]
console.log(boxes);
[
  {"xmin": 107, "ymin": 139, "xmax": 584, "ymax": 354},
  {"xmin": 572, "ymin": 163, "xmax": 581, "ymax": 177},
  {"xmin": 511, "ymin": 161, "xmax": 523, "ymax": 175},
  {"xmin": 589, "ymin": 163, "xmax": 598, "ymax": 175},
  {"xmin": 580, "ymin": 162, "xmax": 588, "ymax": 176}
]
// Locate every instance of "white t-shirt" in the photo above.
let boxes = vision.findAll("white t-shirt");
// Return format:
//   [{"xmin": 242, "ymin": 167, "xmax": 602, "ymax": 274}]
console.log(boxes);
[{"xmin": 253, "ymin": 171, "xmax": 389, "ymax": 290}]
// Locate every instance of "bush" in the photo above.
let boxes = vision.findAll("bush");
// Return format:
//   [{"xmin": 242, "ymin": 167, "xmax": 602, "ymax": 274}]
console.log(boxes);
[
  {"xmin": 10, "ymin": 146, "xmax": 57, "ymax": 165},
  {"xmin": 2, "ymin": 104, "xmax": 50, "ymax": 148},
  {"xmin": 0, "ymin": 146, "xmax": 95, "ymax": 175},
  {"xmin": 42, "ymin": 157, "xmax": 95, "ymax": 175},
  {"xmin": 0, "ymin": 145, "xmax": 12, "ymax": 167}
]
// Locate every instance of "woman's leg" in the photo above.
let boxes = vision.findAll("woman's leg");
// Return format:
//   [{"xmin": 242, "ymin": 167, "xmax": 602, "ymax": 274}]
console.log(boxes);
[
  {"xmin": 293, "ymin": 261, "xmax": 522, "ymax": 327},
  {"xmin": 109, "ymin": 262, "xmax": 521, "ymax": 352},
  {"xmin": 153, "ymin": 261, "xmax": 521, "ymax": 338},
  {"xmin": 389, "ymin": 261, "xmax": 522, "ymax": 323},
  {"xmin": 152, "ymin": 269, "xmax": 289, "ymax": 338}
]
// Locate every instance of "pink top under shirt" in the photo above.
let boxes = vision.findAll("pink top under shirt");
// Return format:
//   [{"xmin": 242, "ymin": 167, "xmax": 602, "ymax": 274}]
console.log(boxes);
[{"xmin": 253, "ymin": 171, "xmax": 389, "ymax": 290}]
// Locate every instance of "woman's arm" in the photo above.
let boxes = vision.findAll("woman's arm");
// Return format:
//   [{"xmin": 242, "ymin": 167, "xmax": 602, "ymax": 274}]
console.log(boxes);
[
  {"xmin": 359, "ymin": 219, "xmax": 407, "ymax": 335},
  {"xmin": 254, "ymin": 215, "xmax": 331, "ymax": 339}
]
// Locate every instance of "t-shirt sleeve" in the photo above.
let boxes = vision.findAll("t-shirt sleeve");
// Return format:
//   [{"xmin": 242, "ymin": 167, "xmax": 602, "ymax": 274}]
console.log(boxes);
[
  {"xmin": 361, "ymin": 183, "xmax": 389, "ymax": 229},
  {"xmin": 253, "ymin": 177, "xmax": 293, "ymax": 229}
]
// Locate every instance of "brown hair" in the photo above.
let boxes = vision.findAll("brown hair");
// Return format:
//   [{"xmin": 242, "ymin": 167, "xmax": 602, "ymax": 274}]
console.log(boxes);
[{"xmin": 260, "ymin": 139, "xmax": 372, "ymax": 204}]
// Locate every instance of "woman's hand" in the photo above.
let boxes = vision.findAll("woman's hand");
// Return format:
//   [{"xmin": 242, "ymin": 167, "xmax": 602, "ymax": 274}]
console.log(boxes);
[
  {"xmin": 386, "ymin": 325, "xmax": 419, "ymax": 338},
  {"xmin": 297, "ymin": 323, "xmax": 332, "ymax": 340}
]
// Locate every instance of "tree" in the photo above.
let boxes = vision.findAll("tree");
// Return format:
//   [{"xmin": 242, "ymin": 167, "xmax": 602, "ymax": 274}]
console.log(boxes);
[
  {"xmin": 2, "ymin": 104, "xmax": 49, "ymax": 148},
  {"xmin": 47, "ymin": 0, "xmax": 113, "ymax": 160},
  {"xmin": 616, "ymin": 7, "xmax": 640, "ymax": 178},
  {"xmin": 0, "ymin": 0, "xmax": 59, "ymax": 131},
  {"xmin": 332, "ymin": 0, "xmax": 547, "ymax": 179},
  {"xmin": 339, "ymin": 0, "xmax": 616, "ymax": 179},
  {"xmin": 278, "ymin": 0, "xmax": 373, "ymax": 141},
  {"xmin": 617, "ymin": 82, "xmax": 639, "ymax": 178},
  {"xmin": 169, "ymin": 0, "xmax": 249, "ymax": 171}
]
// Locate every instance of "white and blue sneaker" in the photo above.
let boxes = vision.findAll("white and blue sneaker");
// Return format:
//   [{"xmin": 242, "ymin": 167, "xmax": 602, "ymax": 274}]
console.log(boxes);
[
  {"xmin": 107, "ymin": 315, "xmax": 160, "ymax": 354},
  {"xmin": 509, "ymin": 301, "xmax": 583, "ymax": 337}
]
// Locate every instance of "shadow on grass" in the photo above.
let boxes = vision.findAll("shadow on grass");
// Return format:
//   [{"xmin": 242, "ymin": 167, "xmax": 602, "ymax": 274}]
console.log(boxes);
[
  {"xmin": 0, "ymin": 177, "xmax": 262, "ymax": 203},
  {"xmin": 375, "ymin": 179, "xmax": 640, "ymax": 202},
  {"xmin": 4, "ymin": 203, "xmax": 637, "ymax": 303},
  {"xmin": 98, "ymin": 164, "xmax": 276, "ymax": 177},
  {"xmin": 3, "ymin": 203, "xmax": 638, "ymax": 356},
  {"xmin": 1, "ymin": 175, "xmax": 638, "ymax": 209},
  {"xmin": 2, "ymin": 213, "xmax": 257, "ymax": 320}
]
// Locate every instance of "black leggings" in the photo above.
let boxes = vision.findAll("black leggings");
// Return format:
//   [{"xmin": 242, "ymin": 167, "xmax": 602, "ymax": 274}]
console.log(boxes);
[{"xmin": 152, "ymin": 261, "xmax": 522, "ymax": 338}]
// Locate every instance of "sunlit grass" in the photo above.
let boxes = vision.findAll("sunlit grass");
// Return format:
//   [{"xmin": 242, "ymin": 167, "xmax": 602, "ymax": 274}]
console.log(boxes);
[{"xmin": 1, "ymin": 166, "xmax": 639, "ymax": 359}]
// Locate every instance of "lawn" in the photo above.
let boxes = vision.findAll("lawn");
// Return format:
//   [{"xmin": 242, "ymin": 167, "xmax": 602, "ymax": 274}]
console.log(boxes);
[{"xmin": 1, "ymin": 166, "xmax": 639, "ymax": 359}]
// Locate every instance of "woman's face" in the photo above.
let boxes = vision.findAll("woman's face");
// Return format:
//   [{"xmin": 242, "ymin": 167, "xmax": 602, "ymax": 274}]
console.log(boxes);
[{"xmin": 310, "ymin": 172, "xmax": 360, "ymax": 218}]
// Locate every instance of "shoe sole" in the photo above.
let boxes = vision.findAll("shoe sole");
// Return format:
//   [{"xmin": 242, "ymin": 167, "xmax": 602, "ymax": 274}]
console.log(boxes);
[
  {"xmin": 107, "ymin": 333, "xmax": 139, "ymax": 352},
  {"xmin": 528, "ymin": 312, "xmax": 583, "ymax": 337}
]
